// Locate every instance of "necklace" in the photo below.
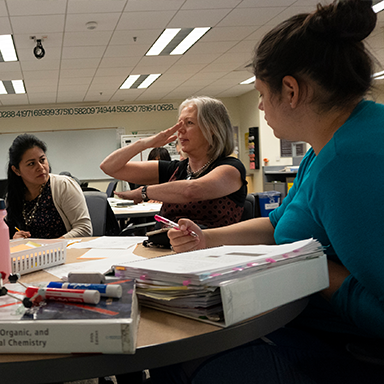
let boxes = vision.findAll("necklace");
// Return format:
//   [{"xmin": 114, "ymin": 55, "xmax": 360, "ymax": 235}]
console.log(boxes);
[
  {"xmin": 22, "ymin": 184, "xmax": 45, "ymax": 228},
  {"xmin": 186, "ymin": 158, "xmax": 214, "ymax": 180}
]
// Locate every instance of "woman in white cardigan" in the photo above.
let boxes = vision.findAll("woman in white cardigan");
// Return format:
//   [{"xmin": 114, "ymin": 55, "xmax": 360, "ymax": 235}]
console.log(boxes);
[{"xmin": 6, "ymin": 134, "xmax": 92, "ymax": 239}]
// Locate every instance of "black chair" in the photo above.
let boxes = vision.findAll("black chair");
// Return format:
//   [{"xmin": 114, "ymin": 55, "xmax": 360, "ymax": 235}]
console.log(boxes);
[
  {"xmin": 241, "ymin": 194, "xmax": 256, "ymax": 221},
  {"xmin": 106, "ymin": 180, "xmax": 118, "ymax": 197},
  {"xmin": 83, "ymin": 191, "xmax": 120, "ymax": 236}
]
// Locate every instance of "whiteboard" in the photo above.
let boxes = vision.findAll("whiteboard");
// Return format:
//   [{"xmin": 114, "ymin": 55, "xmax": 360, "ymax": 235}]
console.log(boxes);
[
  {"xmin": 121, "ymin": 134, "xmax": 179, "ymax": 161},
  {"xmin": 0, "ymin": 129, "xmax": 120, "ymax": 181}
]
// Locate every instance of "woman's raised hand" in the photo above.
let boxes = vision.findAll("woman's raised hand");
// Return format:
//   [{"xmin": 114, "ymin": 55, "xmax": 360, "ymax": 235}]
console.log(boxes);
[
  {"xmin": 143, "ymin": 122, "xmax": 181, "ymax": 149},
  {"xmin": 168, "ymin": 218, "xmax": 204, "ymax": 253}
]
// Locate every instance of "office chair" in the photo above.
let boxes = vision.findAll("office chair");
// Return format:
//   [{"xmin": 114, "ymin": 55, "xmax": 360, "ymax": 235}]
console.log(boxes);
[
  {"xmin": 83, "ymin": 191, "xmax": 120, "ymax": 236},
  {"xmin": 240, "ymin": 194, "xmax": 256, "ymax": 221},
  {"xmin": 106, "ymin": 180, "xmax": 118, "ymax": 197}
]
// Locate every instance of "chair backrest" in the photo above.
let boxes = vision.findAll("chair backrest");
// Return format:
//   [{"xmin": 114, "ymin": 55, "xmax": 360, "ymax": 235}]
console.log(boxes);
[
  {"xmin": 241, "ymin": 194, "xmax": 256, "ymax": 221},
  {"xmin": 83, "ymin": 191, "xmax": 108, "ymax": 236},
  {"xmin": 106, "ymin": 180, "xmax": 118, "ymax": 197}
]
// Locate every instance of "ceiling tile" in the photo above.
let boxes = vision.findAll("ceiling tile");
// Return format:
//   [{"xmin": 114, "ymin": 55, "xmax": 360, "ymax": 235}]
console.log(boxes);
[
  {"xmin": 124, "ymin": 0, "xmax": 184, "ymax": 12},
  {"xmin": 10, "ymin": 15, "xmax": 65, "ymax": 34},
  {"xmin": 167, "ymin": 9, "xmax": 232, "ymax": 28},
  {"xmin": 0, "ymin": 0, "xmax": 381, "ymax": 107},
  {"xmin": 116, "ymin": 11, "xmax": 177, "ymax": 30},
  {"xmin": 6, "ymin": 0, "xmax": 66, "ymax": 16},
  {"xmin": 217, "ymin": 7, "xmax": 284, "ymax": 27},
  {"xmin": 67, "ymin": 0, "xmax": 127, "ymax": 14},
  {"xmin": 65, "ymin": 13, "xmax": 121, "ymax": 32}
]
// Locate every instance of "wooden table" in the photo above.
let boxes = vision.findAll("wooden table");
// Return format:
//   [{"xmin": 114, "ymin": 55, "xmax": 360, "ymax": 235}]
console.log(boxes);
[{"xmin": 0, "ymin": 240, "xmax": 309, "ymax": 384}]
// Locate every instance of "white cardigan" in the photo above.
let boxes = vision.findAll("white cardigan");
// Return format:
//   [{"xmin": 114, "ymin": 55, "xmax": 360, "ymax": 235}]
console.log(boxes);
[{"xmin": 50, "ymin": 174, "xmax": 92, "ymax": 238}]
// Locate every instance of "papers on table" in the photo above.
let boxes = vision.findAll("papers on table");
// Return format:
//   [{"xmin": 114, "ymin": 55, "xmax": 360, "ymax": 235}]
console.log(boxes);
[
  {"xmin": 68, "ymin": 236, "xmax": 148, "ymax": 249},
  {"xmin": 112, "ymin": 202, "xmax": 162, "ymax": 212},
  {"xmin": 108, "ymin": 197, "xmax": 162, "ymax": 212},
  {"xmin": 108, "ymin": 197, "xmax": 135, "ymax": 206},
  {"xmin": 114, "ymin": 238, "xmax": 324, "ymax": 285},
  {"xmin": 48, "ymin": 236, "xmax": 146, "ymax": 279},
  {"xmin": 78, "ymin": 248, "xmax": 141, "ymax": 259}
]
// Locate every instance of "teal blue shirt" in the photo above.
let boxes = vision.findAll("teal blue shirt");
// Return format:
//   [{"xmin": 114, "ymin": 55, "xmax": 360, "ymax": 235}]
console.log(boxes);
[{"xmin": 270, "ymin": 100, "xmax": 384, "ymax": 339}]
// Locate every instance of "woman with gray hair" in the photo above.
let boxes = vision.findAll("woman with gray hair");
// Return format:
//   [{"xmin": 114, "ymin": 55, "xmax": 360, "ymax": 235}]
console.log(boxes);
[{"xmin": 100, "ymin": 96, "xmax": 247, "ymax": 229}]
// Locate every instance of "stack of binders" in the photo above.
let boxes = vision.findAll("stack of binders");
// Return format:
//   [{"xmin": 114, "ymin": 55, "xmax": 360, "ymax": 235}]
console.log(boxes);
[{"xmin": 114, "ymin": 238, "xmax": 329, "ymax": 327}]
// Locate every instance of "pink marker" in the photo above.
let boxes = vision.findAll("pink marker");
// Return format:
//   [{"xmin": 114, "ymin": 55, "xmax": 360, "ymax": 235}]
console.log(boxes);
[
  {"xmin": 154, "ymin": 215, "xmax": 198, "ymax": 238},
  {"xmin": 25, "ymin": 286, "xmax": 100, "ymax": 305}
]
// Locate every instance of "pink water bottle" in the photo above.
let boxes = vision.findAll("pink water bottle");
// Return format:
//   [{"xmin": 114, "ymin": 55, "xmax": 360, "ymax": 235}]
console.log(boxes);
[{"xmin": 0, "ymin": 199, "xmax": 12, "ymax": 282}]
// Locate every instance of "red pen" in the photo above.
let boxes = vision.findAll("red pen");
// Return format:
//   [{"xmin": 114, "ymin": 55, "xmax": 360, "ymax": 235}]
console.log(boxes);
[
  {"xmin": 154, "ymin": 215, "xmax": 198, "ymax": 237},
  {"xmin": 25, "ymin": 286, "xmax": 100, "ymax": 305}
]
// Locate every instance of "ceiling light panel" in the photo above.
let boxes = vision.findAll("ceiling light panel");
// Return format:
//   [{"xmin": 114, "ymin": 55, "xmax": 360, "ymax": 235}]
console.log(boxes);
[
  {"xmin": 0, "ymin": 82, "xmax": 7, "ymax": 94},
  {"xmin": 171, "ymin": 28, "xmax": 210, "ymax": 55},
  {"xmin": 0, "ymin": 35, "xmax": 18, "ymax": 62},
  {"xmin": 120, "ymin": 74, "xmax": 161, "ymax": 89},
  {"xmin": 373, "ymin": 0, "xmax": 384, "ymax": 13},
  {"xmin": 12, "ymin": 80, "xmax": 26, "ymax": 94},
  {"xmin": 373, "ymin": 70, "xmax": 384, "ymax": 77},
  {"xmin": 0, "ymin": 80, "xmax": 26, "ymax": 94},
  {"xmin": 146, "ymin": 27, "xmax": 210, "ymax": 56},
  {"xmin": 240, "ymin": 76, "xmax": 255, "ymax": 85},
  {"xmin": 120, "ymin": 75, "xmax": 141, "ymax": 89},
  {"xmin": 137, "ymin": 74, "xmax": 161, "ymax": 89},
  {"xmin": 146, "ymin": 29, "xmax": 181, "ymax": 56}
]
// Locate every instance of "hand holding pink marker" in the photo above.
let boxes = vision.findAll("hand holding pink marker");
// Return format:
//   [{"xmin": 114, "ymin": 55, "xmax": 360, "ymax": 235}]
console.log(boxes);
[{"xmin": 154, "ymin": 215, "xmax": 198, "ymax": 238}]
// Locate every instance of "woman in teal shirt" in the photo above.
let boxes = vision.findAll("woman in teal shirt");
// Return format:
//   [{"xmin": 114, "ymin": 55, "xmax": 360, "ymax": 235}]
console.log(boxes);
[{"xmin": 150, "ymin": 0, "xmax": 384, "ymax": 383}]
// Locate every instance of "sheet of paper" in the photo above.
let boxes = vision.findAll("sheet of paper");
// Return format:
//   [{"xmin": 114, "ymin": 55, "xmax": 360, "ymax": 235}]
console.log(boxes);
[
  {"xmin": 112, "ymin": 202, "xmax": 162, "ymax": 213},
  {"xmin": 78, "ymin": 248, "xmax": 136, "ymax": 259},
  {"xmin": 128, "ymin": 202, "xmax": 162, "ymax": 211},
  {"xmin": 116, "ymin": 239, "xmax": 318, "ymax": 275},
  {"xmin": 69, "ymin": 236, "xmax": 147, "ymax": 249},
  {"xmin": 108, "ymin": 197, "xmax": 134, "ymax": 206},
  {"xmin": 46, "ymin": 251, "xmax": 145, "ymax": 280},
  {"xmin": 10, "ymin": 241, "xmax": 43, "ymax": 253}
]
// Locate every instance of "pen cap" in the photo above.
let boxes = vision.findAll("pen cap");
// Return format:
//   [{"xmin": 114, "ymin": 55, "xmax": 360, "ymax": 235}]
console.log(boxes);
[
  {"xmin": 83, "ymin": 290, "xmax": 101, "ymax": 304},
  {"xmin": 105, "ymin": 284, "xmax": 122, "ymax": 298}
]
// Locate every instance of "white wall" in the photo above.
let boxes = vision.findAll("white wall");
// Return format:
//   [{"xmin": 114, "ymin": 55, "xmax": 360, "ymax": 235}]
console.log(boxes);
[{"xmin": 1, "ymin": 82, "xmax": 383, "ymax": 193}]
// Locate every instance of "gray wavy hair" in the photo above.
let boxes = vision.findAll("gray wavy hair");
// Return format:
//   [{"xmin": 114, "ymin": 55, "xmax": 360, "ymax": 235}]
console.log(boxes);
[{"xmin": 179, "ymin": 96, "xmax": 234, "ymax": 160}]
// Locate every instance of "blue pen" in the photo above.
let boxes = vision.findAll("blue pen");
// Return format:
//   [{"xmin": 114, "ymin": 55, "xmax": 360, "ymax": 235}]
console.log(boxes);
[{"xmin": 47, "ymin": 282, "xmax": 122, "ymax": 298}]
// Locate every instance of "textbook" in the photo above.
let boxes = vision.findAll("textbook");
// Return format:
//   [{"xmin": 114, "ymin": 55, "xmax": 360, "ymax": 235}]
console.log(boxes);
[
  {"xmin": 114, "ymin": 239, "xmax": 329, "ymax": 327},
  {"xmin": 0, "ymin": 279, "xmax": 139, "ymax": 354}
]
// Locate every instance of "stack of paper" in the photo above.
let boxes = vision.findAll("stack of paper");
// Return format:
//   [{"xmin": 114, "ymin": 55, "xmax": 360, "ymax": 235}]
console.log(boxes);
[{"xmin": 114, "ymin": 239, "xmax": 329, "ymax": 326}]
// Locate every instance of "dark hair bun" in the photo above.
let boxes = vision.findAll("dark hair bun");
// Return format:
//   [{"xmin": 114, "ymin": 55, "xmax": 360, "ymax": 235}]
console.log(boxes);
[{"xmin": 306, "ymin": 0, "xmax": 376, "ymax": 42}]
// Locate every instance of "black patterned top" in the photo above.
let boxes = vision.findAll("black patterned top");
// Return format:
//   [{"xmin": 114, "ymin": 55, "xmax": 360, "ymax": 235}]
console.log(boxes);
[
  {"xmin": 23, "ymin": 179, "xmax": 67, "ymax": 238},
  {"xmin": 158, "ymin": 157, "xmax": 247, "ymax": 228}
]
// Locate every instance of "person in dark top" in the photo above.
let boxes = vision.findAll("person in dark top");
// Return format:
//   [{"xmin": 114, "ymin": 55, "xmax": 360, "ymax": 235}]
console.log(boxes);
[
  {"xmin": 147, "ymin": 147, "xmax": 171, "ymax": 161},
  {"xmin": 100, "ymin": 96, "xmax": 247, "ymax": 229}
]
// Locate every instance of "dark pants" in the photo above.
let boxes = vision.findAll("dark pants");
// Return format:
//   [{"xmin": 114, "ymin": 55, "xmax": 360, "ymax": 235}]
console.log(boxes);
[{"xmin": 149, "ymin": 327, "xmax": 384, "ymax": 384}]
